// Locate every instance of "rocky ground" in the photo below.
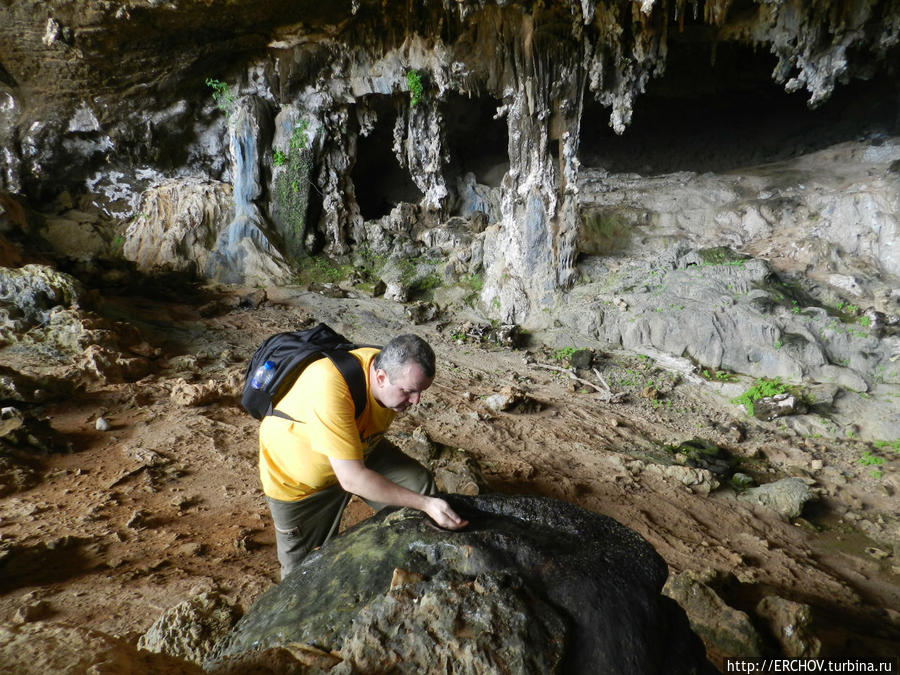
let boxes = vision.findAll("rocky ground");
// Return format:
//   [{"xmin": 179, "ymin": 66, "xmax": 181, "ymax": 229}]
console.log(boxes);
[{"xmin": 0, "ymin": 276, "xmax": 899, "ymax": 670}]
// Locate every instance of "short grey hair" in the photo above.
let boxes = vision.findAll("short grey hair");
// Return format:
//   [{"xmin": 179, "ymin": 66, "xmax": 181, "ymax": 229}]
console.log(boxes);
[{"xmin": 373, "ymin": 334, "xmax": 435, "ymax": 379}]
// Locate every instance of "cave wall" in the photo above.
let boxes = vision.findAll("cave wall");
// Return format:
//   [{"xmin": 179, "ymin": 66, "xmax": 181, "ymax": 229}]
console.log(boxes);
[{"xmin": 0, "ymin": 0, "xmax": 898, "ymax": 323}]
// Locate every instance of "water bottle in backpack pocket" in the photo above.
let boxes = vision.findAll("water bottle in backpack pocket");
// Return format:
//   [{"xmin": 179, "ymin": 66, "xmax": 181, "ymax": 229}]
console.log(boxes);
[
  {"xmin": 250, "ymin": 360, "xmax": 276, "ymax": 390},
  {"xmin": 241, "ymin": 323, "xmax": 376, "ymax": 421}
]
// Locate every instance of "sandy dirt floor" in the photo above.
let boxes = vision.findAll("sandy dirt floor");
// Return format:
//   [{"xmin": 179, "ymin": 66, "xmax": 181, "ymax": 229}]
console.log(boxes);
[{"xmin": 1, "ymin": 283, "xmax": 898, "ymax": 669}]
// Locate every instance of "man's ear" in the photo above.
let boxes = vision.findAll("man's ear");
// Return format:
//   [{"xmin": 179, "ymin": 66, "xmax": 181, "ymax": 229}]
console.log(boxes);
[{"xmin": 373, "ymin": 368, "xmax": 388, "ymax": 387}]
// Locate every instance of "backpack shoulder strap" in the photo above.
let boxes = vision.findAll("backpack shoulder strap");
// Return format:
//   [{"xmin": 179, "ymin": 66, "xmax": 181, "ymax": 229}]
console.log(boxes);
[
  {"xmin": 324, "ymin": 350, "xmax": 368, "ymax": 418},
  {"xmin": 268, "ymin": 347, "xmax": 372, "ymax": 423}
]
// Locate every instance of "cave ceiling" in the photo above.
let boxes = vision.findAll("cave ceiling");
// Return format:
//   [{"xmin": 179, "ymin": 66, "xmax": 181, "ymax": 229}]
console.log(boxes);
[{"xmin": 0, "ymin": 0, "xmax": 897, "ymax": 322}]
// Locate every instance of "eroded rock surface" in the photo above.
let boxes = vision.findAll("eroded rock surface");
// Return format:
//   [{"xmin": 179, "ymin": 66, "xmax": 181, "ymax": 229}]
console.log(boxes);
[
  {"xmin": 664, "ymin": 570, "xmax": 766, "ymax": 660},
  {"xmin": 0, "ymin": 620, "xmax": 203, "ymax": 675},
  {"xmin": 2, "ymin": 1, "xmax": 897, "ymax": 319},
  {"xmin": 559, "ymin": 242, "xmax": 900, "ymax": 440},
  {"xmin": 208, "ymin": 494, "xmax": 713, "ymax": 674},
  {"xmin": 739, "ymin": 477, "xmax": 816, "ymax": 521},
  {"xmin": 137, "ymin": 591, "xmax": 242, "ymax": 665}
]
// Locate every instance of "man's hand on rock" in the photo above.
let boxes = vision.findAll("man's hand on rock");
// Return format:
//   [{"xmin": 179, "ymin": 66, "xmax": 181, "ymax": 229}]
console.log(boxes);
[{"xmin": 424, "ymin": 497, "xmax": 469, "ymax": 530}]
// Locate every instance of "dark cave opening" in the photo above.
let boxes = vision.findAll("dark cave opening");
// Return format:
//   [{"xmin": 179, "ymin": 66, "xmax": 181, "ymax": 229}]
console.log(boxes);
[
  {"xmin": 579, "ymin": 37, "xmax": 899, "ymax": 175},
  {"xmin": 353, "ymin": 92, "xmax": 509, "ymax": 220},
  {"xmin": 353, "ymin": 95, "xmax": 424, "ymax": 221},
  {"xmin": 443, "ymin": 93, "xmax": 509, "ymax": 190}
]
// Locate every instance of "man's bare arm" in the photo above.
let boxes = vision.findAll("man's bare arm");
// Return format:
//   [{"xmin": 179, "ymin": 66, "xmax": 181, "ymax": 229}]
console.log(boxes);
[{"xmin": 329, "ymin": 457, "xmax": 468, "ymax": 530}]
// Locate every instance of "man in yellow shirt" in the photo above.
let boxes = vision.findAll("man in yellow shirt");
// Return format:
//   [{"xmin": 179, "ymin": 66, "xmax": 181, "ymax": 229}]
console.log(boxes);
[{"xmin": 259, "ymin": 333, "xmax": 468, "ymax": 579}]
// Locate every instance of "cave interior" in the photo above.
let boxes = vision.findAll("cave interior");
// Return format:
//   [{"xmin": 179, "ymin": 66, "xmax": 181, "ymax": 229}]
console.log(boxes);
[{"xmin": 351, "ymin": 36, "xmax": 896, "ymax": 225}]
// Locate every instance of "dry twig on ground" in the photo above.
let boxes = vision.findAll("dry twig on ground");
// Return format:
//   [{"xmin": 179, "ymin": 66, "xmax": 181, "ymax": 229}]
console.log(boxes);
[{"xmin": 531, "ymin": 363, "xmax": 626, "ymax": 403}]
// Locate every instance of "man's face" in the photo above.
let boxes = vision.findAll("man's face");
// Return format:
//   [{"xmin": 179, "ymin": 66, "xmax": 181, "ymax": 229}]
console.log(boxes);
[{"xmin": 373, "ymin": 361, "xmax": 434, "ymax": 413}]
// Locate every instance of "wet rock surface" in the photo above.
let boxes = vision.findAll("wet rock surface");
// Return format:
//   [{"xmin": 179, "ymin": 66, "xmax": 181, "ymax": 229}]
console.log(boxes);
[{"xmin": 209, "ymin": 494, "xmax": 712, "ymax": 674}]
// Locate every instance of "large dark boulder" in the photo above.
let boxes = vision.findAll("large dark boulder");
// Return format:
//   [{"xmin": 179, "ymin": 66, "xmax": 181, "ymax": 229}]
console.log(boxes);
[{"xmin": 207, "ymin": 494, "xmax": 713, "ymax": 674}]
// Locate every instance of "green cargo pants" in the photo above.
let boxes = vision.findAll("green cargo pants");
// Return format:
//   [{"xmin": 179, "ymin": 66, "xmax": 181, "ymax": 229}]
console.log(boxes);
[{"xmin": 265, "ymin": 439, "xmax": 436, "ymax": 580}]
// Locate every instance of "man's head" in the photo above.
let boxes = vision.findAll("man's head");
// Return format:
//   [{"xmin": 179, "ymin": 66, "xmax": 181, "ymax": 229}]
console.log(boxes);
[{"xmin": 371, "ymin": 334, "xmax": 435, "ymax": 412}]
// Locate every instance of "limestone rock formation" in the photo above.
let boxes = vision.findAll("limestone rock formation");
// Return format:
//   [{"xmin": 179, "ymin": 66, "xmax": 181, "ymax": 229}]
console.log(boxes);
[
  {"xmin": 0, "ymin": 406, "xmax": 73, "ymax": 497},
  {"xmin": 0, "ymin": 263, "xmax": 157, "ymax": 385},
  {"xmin": 0, "ymin": 620, "xmax": 203, "ymax": 675},
  {"xmin": 557, "ymin": 240, "xmax": 900, "ymax": 439},
  {"xmin": 122, "ymin": 177, "xmax": 293, "ymax": 287},
  {"xmin": 755, "ymin": 595, "xmax": 823, "ymax": 658},
  {"xmin": 663, "ymin": 570, "xmax": 766, "ymax": 659},
  {"xmin": 738, "ymin": 477, "xmax": 816, "ymax": 520},
  {"xmin": 0, "ymin": 265, "xmax": 84, "ymax": 337},
  {"xmin": 137, "ymin": 591, "xmax": 243, "ymax": 665},
  {"xmin": 577, "ymin": 139, "xmax": 900, "ymax": 315},
  {"xmin": 0, "ymin": 365, "xmax": 73, "ymax": 405},
  {"xmin": 207, "ymin": 493, "xmax": 714, "ymax": 674},
  {"xmin": 1, "ymin": 1, "xmax": 896, "ymax": 320},
  {"xmin": 394, "ymin": 428, "xmax": 489, "ymax": 495}
]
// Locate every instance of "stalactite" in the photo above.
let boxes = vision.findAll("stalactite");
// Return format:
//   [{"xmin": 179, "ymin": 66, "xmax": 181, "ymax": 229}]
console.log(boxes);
[
  {"xmin": 2, "ymin": 0, "xmax": 897, "ymax": 315},
  {"xmin": 318, "ymin": 106, "xmax": 361, "ymax": 255},
  {"xmin": 392, "ymin": 94, "xmax": 450, "ymax": 214},
  {"xmin": 703, "ymin": 0, "xmax": 733, "ymax": 26}
]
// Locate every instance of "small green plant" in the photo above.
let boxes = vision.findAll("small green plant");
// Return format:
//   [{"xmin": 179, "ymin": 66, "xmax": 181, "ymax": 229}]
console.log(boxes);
[
  {"xmin": 414, "ymin": 272, "xmax": 442, "ymax": 296},
  {"xmin": 791, "ymin": 301, "xmax": 801, "ymax": 315},
  {"xmin": 870, "ymin": 469, "xmax": 884, "ymax": 479},
  {"xmin": 696, "ymin": 247, "xmax": 747, "ymax": 267},
  {"xmin": 774, "ymin": 340, "xmax": 783, "ymax": 349},
  {"xmin": 731, "ymin": 377, "xmax": 790, "ymax": 416},
  {"xmin": 355, "ymin": 245, "xmax": 387, "ymax": 277},
  {"xmin": 394, "ymin": 257, "xmax": 420, "ymax": 284},
  {"xmin": 296, "ymin": 256, "xmax": 354, "ymax": 285},
  {"xmin": 289, "ymin": 120, "xmax": 309, "ymax": 152},
  {"xmin": 873, "ymin": 439, "xmax": 900, "ymax": 454},
  {"xmin": 110, "ymin": 234, "xmax": 124, "ymax": 253},
  {"xmin": 460, "ymin": 273, "xmax": 484, "ymax": 306},
  {"xmin": 835, "ymin": 301, "xmax": 859, "ymax": 314},
  {"xmin": 858, "ymin": 316, "xmax": 871, "ymax": 327},
  {"xmin": 858, "ymin": 451, "xmax": 884, "ymax": 467},
  {"xmin": 406, "ymin": 69, "xmax": 424, "ymax": 107},
  {"xmin": 271, "ymin": 117, "xmax": 317, "ymax": 246},
  {"xmin": 553, "ymin": 346, "xmax": 577, "ymax": 363},
  {"xmin": 205, "ymin": 77, "xmax": 235, "ymax": 116},
  {"xmin": 461, "ymin": 273, "xmax": 483, "ymax": 292},
  {"xmin": 701, "ymin": 368, "xmax": 735, "ymax": 382}
]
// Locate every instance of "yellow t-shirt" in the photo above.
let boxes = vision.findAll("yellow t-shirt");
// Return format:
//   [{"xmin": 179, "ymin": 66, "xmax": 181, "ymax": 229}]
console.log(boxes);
[{"xmin": 258, "ymin": 348, "xmax": 395, "ymax": 501}]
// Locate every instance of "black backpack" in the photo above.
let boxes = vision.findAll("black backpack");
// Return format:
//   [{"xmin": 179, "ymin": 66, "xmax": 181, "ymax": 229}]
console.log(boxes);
[{"xmin": 241, "ymin": 322, "xmax": 375, "ymax": 422}]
